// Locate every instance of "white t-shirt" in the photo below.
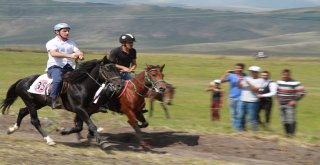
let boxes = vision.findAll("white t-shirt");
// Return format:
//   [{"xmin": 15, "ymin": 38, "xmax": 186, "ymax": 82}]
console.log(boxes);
[
  {"xmin": 240, "ymin": 77, "xmax": 264, "ymax": 102},
  {"xmin": 45, "ymin": 36, "xmax": 79, "ymax": 70}
]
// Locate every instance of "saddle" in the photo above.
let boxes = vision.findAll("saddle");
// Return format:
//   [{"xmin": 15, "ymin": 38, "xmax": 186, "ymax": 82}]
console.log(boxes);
[{"xmin": 27, "ymin": 72, "xmax": 70, "ymax": 100}]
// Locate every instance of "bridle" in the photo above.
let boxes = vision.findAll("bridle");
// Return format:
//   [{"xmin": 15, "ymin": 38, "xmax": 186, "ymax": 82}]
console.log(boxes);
[
  {"xmin": 83, "ymin": 63, "xmax": 122, "ymax": 98},
  {"xmin": 144, "ymin": 69, "xmax": 166, "ymax": 92},
  {"xmin": 129, "ymin": 68, "xmax": 165, "ymax": 97}
]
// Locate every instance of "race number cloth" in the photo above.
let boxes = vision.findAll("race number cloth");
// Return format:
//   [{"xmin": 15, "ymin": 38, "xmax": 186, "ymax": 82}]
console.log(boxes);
[{"xmin": 27, "ymin": 74, "xmax": 52, "ymax": 95}]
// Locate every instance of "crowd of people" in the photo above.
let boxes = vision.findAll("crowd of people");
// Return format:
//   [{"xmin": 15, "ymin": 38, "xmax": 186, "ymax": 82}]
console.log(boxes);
[{"xmin": 208, "ymin": 63, "xmax": 305, "ymax": 137}]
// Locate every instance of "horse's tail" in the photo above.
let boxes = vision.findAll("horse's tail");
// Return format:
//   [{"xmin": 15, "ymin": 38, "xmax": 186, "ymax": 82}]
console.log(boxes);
[{"xmin": 1, "ymin": 79, "xmax": 22, "ymax": 114}]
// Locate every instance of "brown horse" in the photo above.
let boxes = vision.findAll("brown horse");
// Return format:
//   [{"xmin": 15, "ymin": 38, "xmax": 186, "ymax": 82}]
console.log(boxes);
[
  {"xmin": 108, "ymin": 64, "xmax": 166, "ymax": 145},
  {"xmin": 148, "ymin": 83, "xmax": 176, "ymax": 119}
]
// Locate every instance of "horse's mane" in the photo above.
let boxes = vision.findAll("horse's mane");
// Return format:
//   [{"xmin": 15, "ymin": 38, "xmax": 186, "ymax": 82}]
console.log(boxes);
[
  {"xmin": 65, "ymin": 59, "xmax": 101, "ymax": 84},
  {"xmin": 148, "ymin": 65, "xmax": 161, "ymax": 70}
]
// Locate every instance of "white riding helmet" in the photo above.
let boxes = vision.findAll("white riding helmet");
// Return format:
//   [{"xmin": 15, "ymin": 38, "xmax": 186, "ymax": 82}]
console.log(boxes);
[{"xmin": 54, "ymin": 23, "xmax": 71, "ymax": 31}]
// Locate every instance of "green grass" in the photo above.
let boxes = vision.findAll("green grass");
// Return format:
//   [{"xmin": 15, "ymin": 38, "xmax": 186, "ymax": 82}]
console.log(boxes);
[{"xmin": 0, "ymin": 50, "xmax": 319, "ymax": 144}]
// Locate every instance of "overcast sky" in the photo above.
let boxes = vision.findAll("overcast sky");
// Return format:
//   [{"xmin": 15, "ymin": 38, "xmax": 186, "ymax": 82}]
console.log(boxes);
[{"xmin": 55, "ymin": 0, "xmax": 320, "ymax": 10}]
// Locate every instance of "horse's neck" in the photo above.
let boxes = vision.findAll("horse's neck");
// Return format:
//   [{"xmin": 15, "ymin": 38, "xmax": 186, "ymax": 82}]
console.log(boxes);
[
  {"xmin": 83, "ymin": 67, "xmax": 102, "ymax": 89},
  {"xmin": 131, "ymin": 71, "xmax": 149, "ymax": 93}
]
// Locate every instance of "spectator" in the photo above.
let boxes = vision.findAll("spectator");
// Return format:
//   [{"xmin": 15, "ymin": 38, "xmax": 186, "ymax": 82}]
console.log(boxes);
[
  {"xmin": 220, "ymin": 63, "xmax": 246, "ymax": 130},
  {"xmin": 257, "ymin": 71, "xmax": 277, "ymax": 128},
  {"xmin": 237, "ymin": 66, "xmax": 264, "ymax": 131},
  {"xmin": 276, "ymin": 69, "xmax": 305, "ymax": 137},
  {"xmin": 206, "ymin": 80, "xmax": 223, "ymax": 121}
]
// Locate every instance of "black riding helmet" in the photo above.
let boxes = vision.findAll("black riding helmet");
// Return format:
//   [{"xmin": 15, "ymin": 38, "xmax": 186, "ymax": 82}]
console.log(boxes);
[{"xmin": 119, "ymin": 34, "xmax": 136, "ymax": 44}]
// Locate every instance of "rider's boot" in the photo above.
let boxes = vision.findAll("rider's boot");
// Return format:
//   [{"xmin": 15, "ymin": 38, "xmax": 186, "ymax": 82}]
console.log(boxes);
[
  {"xmin": 98, "ymin": 104, "xmax": 108, "ymax": 113},
  {"xmin": 141, "ymin": 107, "xmax": 148, "ymax": 113},
  {"xmin": 51, "ymin": 98, "xmax": 62, "ymax": 109}
]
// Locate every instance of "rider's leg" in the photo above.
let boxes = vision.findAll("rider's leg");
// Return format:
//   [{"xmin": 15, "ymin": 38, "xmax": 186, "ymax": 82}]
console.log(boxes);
[
  {"xmin": 48, "ymin": 66, "xmax": 63, "ymax": 109},
  {"xmin": 98, "ymin": 84, "xmax": 115, "ymax": 113}
]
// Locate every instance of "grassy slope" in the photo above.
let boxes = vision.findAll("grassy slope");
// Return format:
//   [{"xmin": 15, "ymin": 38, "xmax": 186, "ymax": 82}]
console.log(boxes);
[
  {"xmin": 0, "ymin": 0, "xmax": 320, "ymax": 55},
  {"xmin": 0, "ymin": 50, "xmax": 319, "ymax": 144},
  {"xmin": 160, "ymin": 31, "xmax": 320, "ymax": 56}
]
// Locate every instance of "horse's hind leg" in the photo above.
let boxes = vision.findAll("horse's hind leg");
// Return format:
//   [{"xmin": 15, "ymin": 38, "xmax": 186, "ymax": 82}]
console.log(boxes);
[
  {"xmin": 28, "ymin": 107, "xmax": 56, "ymax": 146},
  {"xmin": 7, "ymin": 107, "xmax": 29, "ymax": 134}
]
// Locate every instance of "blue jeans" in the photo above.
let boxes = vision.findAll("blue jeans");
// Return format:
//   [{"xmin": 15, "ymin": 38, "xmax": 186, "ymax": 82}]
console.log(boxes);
[
  {"xmin": 47, "ymin": 64, "xmax": 74, "ymax": 99},
  {"xmin": 229, "ymin": 97, "xmax": 241, "ymax": 130},
  {"xmin": 238, "ymin": 101, "xmax": 259, "ymax": 131},
  {"xmin": 120, "ymin": 72, "xmax": 132, "ymax": 80}
]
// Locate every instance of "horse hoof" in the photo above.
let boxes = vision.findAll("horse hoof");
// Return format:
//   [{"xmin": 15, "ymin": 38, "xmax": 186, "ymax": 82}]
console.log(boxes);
[
  {"xmin": 99, "ymin": 141, "xmax": 112, "ymax": 150},
  {"xmin": 7, "ymin": 124, "xmax": 19, "ymax": 134},
  {"xmin": 7, "ymin": 130, "xmax": 13, "ymax": 135},
  {"xmin": 47, "ymin": 141, "xmax": 57, "ymax": 146},
  {"xmin": 79, "ymin": 138, "xmax": 88, "ymax": 143},
  {"xmin": 139, "ymin": 122, "xmax": 149, "ymax": 128},
  {"xmin": 44, "ymin": 136, "xmax": 56, "ymax": 146},
  {"xmin": 97, "ymin": 127, "xmax": 104, "ymax": 133},
  {"xmin": 141, "ymin": 141, "xmax": 151, "ymax": 148},
  {"xmin": 59, "ymin": 127, "xmax": 72, "ymax": 135}
]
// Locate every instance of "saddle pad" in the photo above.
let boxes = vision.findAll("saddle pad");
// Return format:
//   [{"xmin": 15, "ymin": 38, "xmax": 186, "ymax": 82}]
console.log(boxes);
[{"xmin": 27, "ymin": 74, "xmax": 52, "ymax": 95}]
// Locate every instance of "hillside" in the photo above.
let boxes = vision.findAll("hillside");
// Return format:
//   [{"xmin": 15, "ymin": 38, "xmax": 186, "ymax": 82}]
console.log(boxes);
[{"xmin": 0, "ymin": 0, "xmax": 319, "ymax": 56}]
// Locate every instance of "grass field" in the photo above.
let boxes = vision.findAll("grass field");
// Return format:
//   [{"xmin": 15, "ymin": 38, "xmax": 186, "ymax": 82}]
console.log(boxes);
[{"xmin": 0, "ymin": 50, "xmax": 319, "ymax": 144}]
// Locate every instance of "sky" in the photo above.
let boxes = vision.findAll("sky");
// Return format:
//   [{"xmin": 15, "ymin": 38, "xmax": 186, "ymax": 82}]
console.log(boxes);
[{"xmin": 55, "ymin": 0, "xmax": 320, "ymax": 10}]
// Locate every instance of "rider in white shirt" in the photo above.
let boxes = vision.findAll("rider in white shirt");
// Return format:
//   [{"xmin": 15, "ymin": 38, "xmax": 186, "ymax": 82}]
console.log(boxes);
[{"xmin": 46, "ymin": 23, "xmax": 84, "ymax": 109}]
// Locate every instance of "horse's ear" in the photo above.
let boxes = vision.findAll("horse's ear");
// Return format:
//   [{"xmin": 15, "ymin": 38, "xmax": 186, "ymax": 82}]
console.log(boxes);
[
  {"xmin": 146, "ymin": 64, "xmax": 151, "ymax": 70},
  {"xmin": 102, "ymin": 56, "xmax": 109, "ymax": 64},
  {"xmin": 160, "ymin": 64, "xmax": 165, "ymax": 72}
]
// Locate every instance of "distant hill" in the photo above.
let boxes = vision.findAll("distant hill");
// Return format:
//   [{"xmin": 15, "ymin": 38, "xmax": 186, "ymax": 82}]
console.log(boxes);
[{"xmin": 0, "ymin": 0, "xmax": 319, "ymax": 56}]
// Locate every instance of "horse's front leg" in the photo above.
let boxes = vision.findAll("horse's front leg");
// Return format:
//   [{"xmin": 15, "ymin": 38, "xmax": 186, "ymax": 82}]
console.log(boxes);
[
  {"xmin": 149, "ymin": 98, "xmax": 154, "ymax": 117},
  {"xmin": 74, "ymin": 108, "xmax": 108, "ymax": 147},
  {"xmin": 60, "ymin": 114, "xmax": 84, "ymax": 135},
  {"xmin": 124, "ymin": 109, "xmax": 147, "ymax": 146},
  {"xmin": 160, "ymin": 102, "xmax": 170, "ymax": 119}
]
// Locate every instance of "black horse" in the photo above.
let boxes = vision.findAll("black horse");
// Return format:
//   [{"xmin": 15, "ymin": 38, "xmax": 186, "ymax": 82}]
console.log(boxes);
[{"xmin": 1, "ymin": 57, "xmax": 123, "ymax": 146}]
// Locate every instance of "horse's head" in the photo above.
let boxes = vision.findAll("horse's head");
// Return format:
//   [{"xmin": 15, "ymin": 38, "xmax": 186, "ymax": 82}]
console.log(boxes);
[
  {"xmin": 99, "ymin": 57, "xmax": 124, "ymax": 93},
  {"xmin": 145, "ymin": 64, "xmax": 166, "ymax": 94}
]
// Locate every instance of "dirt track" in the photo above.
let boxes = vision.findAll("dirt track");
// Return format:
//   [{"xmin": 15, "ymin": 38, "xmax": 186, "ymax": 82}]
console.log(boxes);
[{"xmin": 0, "ymin": 114, "xmax": 319, "ymax": 165}]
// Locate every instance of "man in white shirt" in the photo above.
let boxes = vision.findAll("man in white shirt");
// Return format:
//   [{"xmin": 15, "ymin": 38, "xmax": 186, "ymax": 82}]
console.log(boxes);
[
  {"xmin": 46, "ymin": 23, "xmax": 84, "ymax": 109},
  {"xmin": 257, "ymin": 71, "xmax": 277, "ymax": 127},
  {"xmin": 237, "ymin": 66, "xmax": 264, "ymax": 131}
]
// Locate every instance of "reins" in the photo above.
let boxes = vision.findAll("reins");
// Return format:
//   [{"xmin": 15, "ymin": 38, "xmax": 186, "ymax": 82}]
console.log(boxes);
[{"xmin": 128, "ymin": 69, "xmax": 165, "ymax": 97}]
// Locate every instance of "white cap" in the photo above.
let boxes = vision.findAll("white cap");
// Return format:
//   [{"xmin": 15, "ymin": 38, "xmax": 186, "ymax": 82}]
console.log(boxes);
[
  {"xmin": 248, "ymin": 66, "xmax": 261, "ymax": 72},
  {"xmin": 214, "ymin": 79, "xmax": 221, "ymax": 84},
  {"xmin": 210, "ymin": 79, "xmax": 221, "ymax": 85}
]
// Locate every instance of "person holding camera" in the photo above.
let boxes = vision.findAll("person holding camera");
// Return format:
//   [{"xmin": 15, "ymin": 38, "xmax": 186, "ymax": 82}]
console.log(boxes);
[{"xmin": 220, "ymin": 63, "xmax": 246, "ymax": 130}]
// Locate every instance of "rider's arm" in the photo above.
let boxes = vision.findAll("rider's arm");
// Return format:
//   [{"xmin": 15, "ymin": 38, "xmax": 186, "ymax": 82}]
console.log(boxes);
[
  {"xmin": 130, "ymin": 59, "xmax": 137, "ymax": 70},
  {"xmin": 49, "ymin": 49, "xmax": 78, "ymax": 59},
  {"xmin": 115, "ymin": 64, "xmax": 131, "ymax": 72},
  {"xmin": 74, "ymin": 50, "xmax": 84, "ymax": 60}
]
